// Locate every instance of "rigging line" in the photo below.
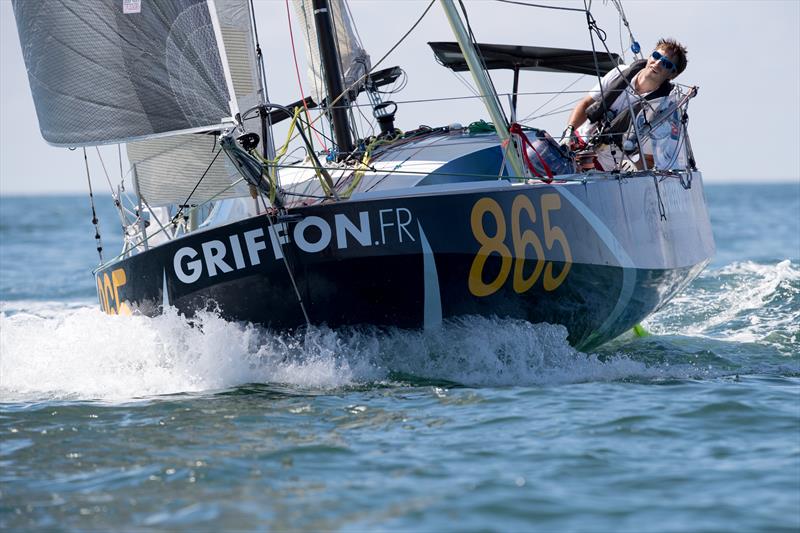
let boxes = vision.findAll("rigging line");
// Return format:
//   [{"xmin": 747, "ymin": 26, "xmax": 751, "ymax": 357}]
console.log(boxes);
[
  {"xmin": 248, "ymin": 0, "xmax": 270, "ymax": 97},
  {"xmin": 93, "ymin": 146, "xmax": 116, "ymax": 194},
  {"xmin": 275, "ymin": 0, "xmax": 436, "ymax": 152},
  {"xmin": 584, "ymin": 3, "xmax": 652, "ymax": 161},
  {"xmin": 584, "ymin": 4, "xmax": 645, "ymax": 103},
  {"xmin": 249, "ymin": 0, "xmax": 279, "ymax": 164},
  {"xmin": 94, "ymin": 146, "xmax": 129, "ymax": 229},
  {"xmin": 255, "ymin": 191, "xmax": 311, "ymax": 326},
  {"xmin": 274, "ymin": 162, "xmax": 578, "ymax": 182},
  {"xmin": 518, "ymin": 75, "xmax": 587, "ymax": 123},
  {"xmin": 325, "ymin": 0, "xmax": 363, "ymax": 146},
  {"xmin": 609, "ymin": 0, "xmax": 640, "ymax": 60},
  {"xmin": 452, "ymin": 70, "xmax": 482, "ymax": 98},
  {"xmin": 584, "ymin": 2, "xmax": 607, "ymax": 99},
  {"xmin": 343, "ymin": 0, "xmax": 365, "ymax": 49},
  {"xmin": 369, "ymin": 0, "xmax": 435, "ymax": 75},
  {"xmin": 294, "ymin": 1, "xmax": 328, "ymax": 148},
  {"xmin": 282, "ymin": 190, "xmax": 330, "ymax": 200},
  {"xmin": 320, "ymin": 0, "xmax": 435, "ymax": 116},
  {"xmin": 301, "ymin": 117, "xmax": 337, "ymax": 145},
  {"xmin": 523, "ymin": 98, "xmax": 583, "ymax": 121},
  {"xmin": 527, "ymin": 107, "xmax": 575, "ymax": 120},
  {"xmin": 82, "ymin": 148, "xmax": 104, "ymax": 263},
  {"xmin": 285, "ymin": 0, "xmax": 328, "ymax": 150},
  {"xmin": 326, "ymin": 0, "xmax": 350, "ymax": 94},
  {"xmin": 338, "ymin": 89, "xmax": 590, "ymax": 109},
  {"xmin": 583, "ymin": 0, "xmax": 645, "ymax": 157},
  {"xmin": 127, "ymin": 178, "xmax": 250, "ymax": 257},
  {"xmin": 347, "ymin": 102, "xmax": 363, "ymax": 144},
  {"xmin": 495, "ymin": 0, "xmax": 586, "ymax": 13},
  {"xmin": 457, "ymin": 0, "xmax": 507, "ymax": 125},
  {"xmin": 257, "ymin": 104, "xmax": 336, "ymax": 145},
  {"xmin": 615, "ymin": 3, "xmax": 624, "ymax": 61},
  {"xmin": 117, "ymin": 144, "xmax": 124, "ymax": 185},
  {"xmin": 296, "ymin": 3, "xmax": 321, "ymax": 100},
  {"xmin": 355, "ymin": 100, "xmax": 376, "ymax": 138},
  {"xmin": 171, "ymin": 149, "xmax": 222, "ymax": 224},
  {"xmin": 99, "ymin": 175, "xmax": 252, "ymax": 267}
]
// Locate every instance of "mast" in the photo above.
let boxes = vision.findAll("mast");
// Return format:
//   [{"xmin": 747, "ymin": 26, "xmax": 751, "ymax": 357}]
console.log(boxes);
[
  {"xmin": 439, "ymin": 0, "xmax": 524, "ymax": 177},
  {"xmin": 311, "ymin": 0, "xmax": 355, "ymax": 154}
]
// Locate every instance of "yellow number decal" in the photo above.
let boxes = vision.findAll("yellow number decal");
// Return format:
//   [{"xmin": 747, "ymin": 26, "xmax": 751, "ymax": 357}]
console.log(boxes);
[
  {"xmin": 469, "ymin": 198, "xmax": 512, "ymax": 297},
  {"xmin": 540, "ymin": 193, "xmax": 572, "ymax": 291},
  {"xmin": 511, "ymin": 195, "xmax": 545, "ymax": 294},
  {"xmin": 103, "ymin": 272, "xmax": 115, "ymax": 313},
  {"xmin": 96, "ymin": 276, "xmax": 109, "ymax": 313},
  {"xmin": 111, "ymin": 268, "xmax": 132, "ymax": 315},
  {"xmin": 97, "ymin": 268, "xmax": 132, "ymax": 315}
]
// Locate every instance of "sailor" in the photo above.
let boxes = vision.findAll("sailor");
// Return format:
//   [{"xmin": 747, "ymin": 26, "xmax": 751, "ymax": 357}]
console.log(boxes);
[{"xmin": 560, "ymin": 38, "xmax": 688, "ymax": 171}]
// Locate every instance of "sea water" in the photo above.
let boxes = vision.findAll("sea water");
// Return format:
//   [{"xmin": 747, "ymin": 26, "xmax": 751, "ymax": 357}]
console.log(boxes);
[{"xmin": 1, "ymin": 184, "xmax": 798, "ymax": 532}]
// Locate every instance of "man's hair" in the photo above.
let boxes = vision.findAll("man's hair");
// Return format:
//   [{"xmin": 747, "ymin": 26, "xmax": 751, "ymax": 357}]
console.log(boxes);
[{"xmin": 656, "ymin": 38, "xmax": 688, "ymax": 75}]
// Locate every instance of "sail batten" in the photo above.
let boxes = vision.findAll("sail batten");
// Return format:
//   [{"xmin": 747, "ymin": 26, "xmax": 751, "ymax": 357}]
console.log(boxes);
[{"xmin": 13, "ymin": 0, "xmax": 235, "ymax": 146}]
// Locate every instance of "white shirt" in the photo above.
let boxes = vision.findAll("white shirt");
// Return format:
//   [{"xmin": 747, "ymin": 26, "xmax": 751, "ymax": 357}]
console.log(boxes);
[{"xmin": 577, "ymin": 65, "xmax": 662, "ymax": 170}]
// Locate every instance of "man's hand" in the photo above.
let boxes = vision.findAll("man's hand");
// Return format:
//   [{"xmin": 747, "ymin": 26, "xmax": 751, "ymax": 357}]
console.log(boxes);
[{"xmin": 559, "ymin": 125, "xmax": 585, "ymax": 151}]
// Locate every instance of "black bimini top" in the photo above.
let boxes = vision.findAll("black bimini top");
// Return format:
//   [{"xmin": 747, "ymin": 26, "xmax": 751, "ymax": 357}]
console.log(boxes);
[{"xmin": 428, "ymin": 42, "xmax": 623, "ymax": 76}]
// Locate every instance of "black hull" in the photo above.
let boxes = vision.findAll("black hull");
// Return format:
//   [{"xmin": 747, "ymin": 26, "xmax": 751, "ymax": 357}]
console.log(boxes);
[{"xmin": 96, "ymin": 174, "xmax": 714, "ymax": 350}]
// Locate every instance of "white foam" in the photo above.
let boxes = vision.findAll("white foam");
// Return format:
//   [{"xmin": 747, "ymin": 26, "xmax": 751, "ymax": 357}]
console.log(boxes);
[
  {"xmin": 0, "ymin": 303, "xmax": 695, "ymax": 402},
  {"xmin": 644, "ymin": 260, "xmax": 799, "ymax": 351}
]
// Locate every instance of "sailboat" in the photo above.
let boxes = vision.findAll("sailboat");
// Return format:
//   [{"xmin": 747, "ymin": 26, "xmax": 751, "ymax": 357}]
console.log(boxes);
[{"xmin": 12, "ymin": 0, "xmax": 714, "ymax": 350}]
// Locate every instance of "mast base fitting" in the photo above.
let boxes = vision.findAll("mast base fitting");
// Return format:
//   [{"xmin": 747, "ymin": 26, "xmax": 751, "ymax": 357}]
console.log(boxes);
[{"xmin": 237, "ymin": 132, "xmax": 260, "ymax": 151}]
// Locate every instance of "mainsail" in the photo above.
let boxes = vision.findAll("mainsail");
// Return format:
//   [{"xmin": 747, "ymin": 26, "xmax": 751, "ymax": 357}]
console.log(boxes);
[
  {"xmin": 13, "ymin": 0, "xmax": 236, "ymax": 146},
  {"xmin": 292, "ymin": 0, "xmax": 370, "ymax": 104}
]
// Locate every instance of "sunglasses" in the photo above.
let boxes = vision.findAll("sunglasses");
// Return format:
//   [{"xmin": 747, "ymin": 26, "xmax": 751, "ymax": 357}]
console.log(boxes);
[{"xmin": 651, "ymin": 51, "xmax": 677, "ymax": 73}]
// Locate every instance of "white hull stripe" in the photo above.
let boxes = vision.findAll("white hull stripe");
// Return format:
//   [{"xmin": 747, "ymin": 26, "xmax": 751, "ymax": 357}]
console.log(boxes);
[
  {"xmin": 557, "ymin": 187, "xmax": 637, "ymax": 346},
  {"xmin": 419, "ymin": 221, "xmax": 442, "ymax": 330},
  {"xmin": 162, "ymin": 269, "xmax": 170, "ymax": 310}
]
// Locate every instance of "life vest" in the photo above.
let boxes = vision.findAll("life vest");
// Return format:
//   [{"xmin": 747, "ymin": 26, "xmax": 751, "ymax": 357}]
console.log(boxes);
[{"xmin": 585, "ymin": 59, "xmax": 673, "ymax": 147}]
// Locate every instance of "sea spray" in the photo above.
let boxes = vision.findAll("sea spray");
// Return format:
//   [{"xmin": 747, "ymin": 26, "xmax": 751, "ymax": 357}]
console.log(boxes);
[
  {"xmin": 1, "ymin": 303, "xmax": 740, "ymax": 403},
  {"xmin": 1, "ymin": 188, "xmax": 799, "ymax": 532},
  {"xmin": 644, "ymin": 260, "xmax": 799, "ymax": 353}
]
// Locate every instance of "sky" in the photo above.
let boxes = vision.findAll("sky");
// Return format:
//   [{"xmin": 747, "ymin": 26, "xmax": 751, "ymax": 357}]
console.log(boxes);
[{"xmin": 1, "ymin": 0, "xmax": 799, "ymax": 195}]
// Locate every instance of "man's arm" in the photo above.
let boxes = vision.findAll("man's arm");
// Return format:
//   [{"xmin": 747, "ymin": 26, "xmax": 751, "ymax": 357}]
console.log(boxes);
[
  {"xmin": 559, "ymin": 94, "xmax": 597, "ymax": 148},
  {"xmin": 566, "ymin": 94, "xmax": 597, "ymax": 131}
]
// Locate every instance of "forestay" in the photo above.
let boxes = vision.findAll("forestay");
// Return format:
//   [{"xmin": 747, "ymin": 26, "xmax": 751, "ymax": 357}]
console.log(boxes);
[{"xmin": 13, "ymin": 0, "xmax": 236, "ymax": 146}]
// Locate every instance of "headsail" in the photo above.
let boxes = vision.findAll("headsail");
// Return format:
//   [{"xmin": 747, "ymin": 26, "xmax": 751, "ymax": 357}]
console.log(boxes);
[
  {"xmin": 13, "ymin": 0, "xmax": 236, "ymax": 146},
  {"xmin": 127, "ymin": 0, "xmax": 261, "ymax": 207},
  {"xmin": 128, "ymin": 135, "xmax": 250, "ymax": 207},
  {"xmin": 292, "ymin": 0, "xmax": 370, "ymax": 104}
]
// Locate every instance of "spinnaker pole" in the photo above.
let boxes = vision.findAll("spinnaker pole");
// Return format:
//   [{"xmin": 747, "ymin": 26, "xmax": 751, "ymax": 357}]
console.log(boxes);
[{"xmin": 439, "ymin": 0, "xmax": 525, "ymax": 177}]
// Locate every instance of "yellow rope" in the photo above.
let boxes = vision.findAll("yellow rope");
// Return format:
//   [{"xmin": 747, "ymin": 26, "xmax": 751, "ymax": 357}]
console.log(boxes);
[
  {"xmin": 340, "ymin": 133, "xmax": 402, "ymax": 198},
  {"xmin": 248, "ymin": 107, "xmax": 334, "ymax": 200}
]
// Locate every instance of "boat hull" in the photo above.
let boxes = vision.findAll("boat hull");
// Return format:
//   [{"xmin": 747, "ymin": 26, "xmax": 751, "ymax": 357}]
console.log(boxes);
[{"xmin": 95, "ymin": 172, "xmax": 714, "ymax": 350}]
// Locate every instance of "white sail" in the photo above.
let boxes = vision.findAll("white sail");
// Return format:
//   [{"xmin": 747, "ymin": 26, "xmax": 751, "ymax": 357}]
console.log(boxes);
[
  {"xmin": 13, "ymin": 0, "xmax": 238, "ymax": 147},
  {"xmin": 129, "ymin": 135, "xmax": 250, "ymax": 207},
  {"xmin": 127, "ymin": 0, "xmax": 261, "ymax": 207},
  {"xmin": 292, "ymin": 0, "xmax": 370, "ymax": 104}
]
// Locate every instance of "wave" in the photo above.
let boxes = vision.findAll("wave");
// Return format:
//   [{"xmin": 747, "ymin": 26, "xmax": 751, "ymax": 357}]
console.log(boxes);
[
  {"xmin": 1, "ymin": 259, "xmax": 796, "ymax": 402},
  {"xmin": 644, "ymin": 259, "xmax": 799, "ymax": 355},
  {"xmin": 0, "ymin": 303, "xmax": 716, "ymax": 403}
]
